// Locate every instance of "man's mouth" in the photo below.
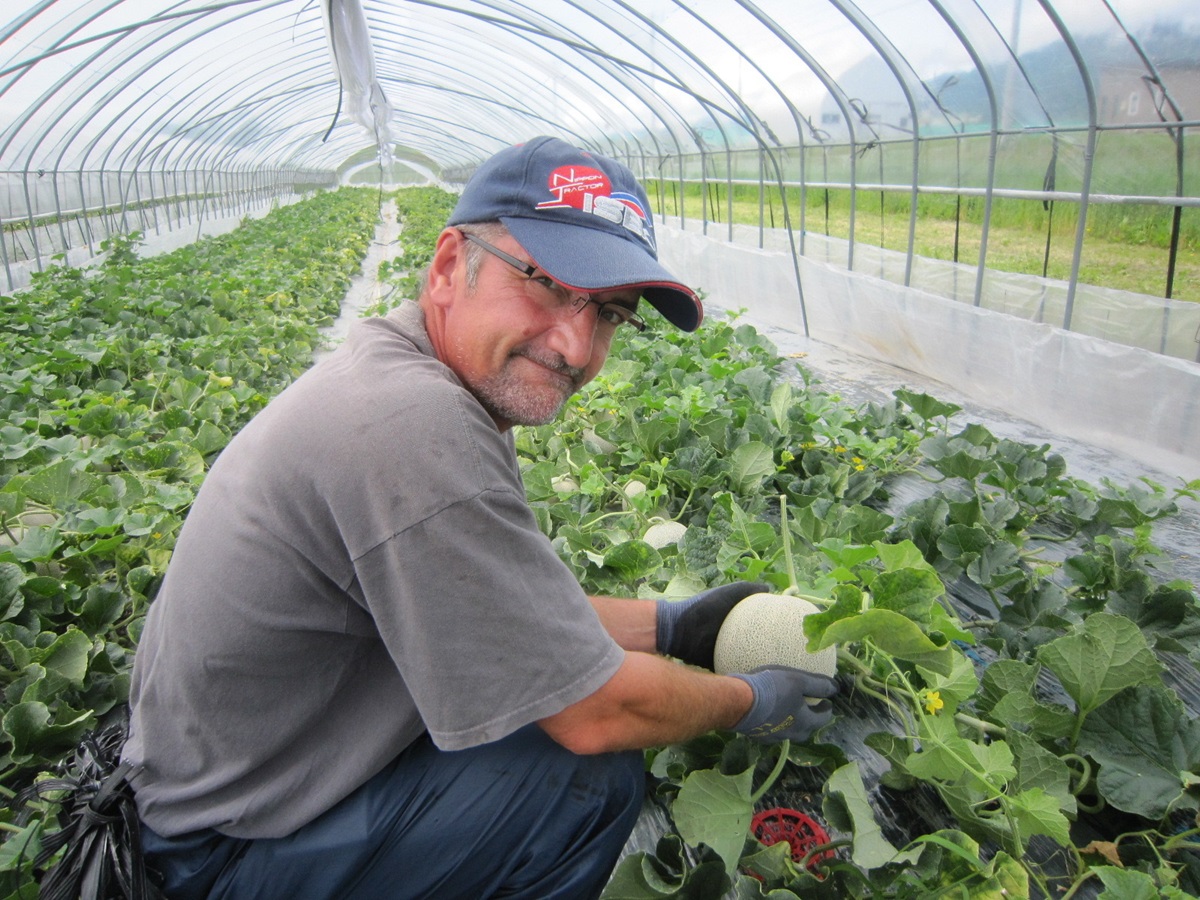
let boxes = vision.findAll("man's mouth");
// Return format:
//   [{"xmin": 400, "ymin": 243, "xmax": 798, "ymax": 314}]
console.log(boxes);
[{"xmin": 513, "ymin": 347, "xmax": 585, "ymax": 391}]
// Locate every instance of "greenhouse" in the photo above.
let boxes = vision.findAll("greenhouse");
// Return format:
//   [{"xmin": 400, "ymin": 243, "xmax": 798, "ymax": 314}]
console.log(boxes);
[{"xmin": 2, "ymin": 1, "xmax": 1199, "ymax": 898}]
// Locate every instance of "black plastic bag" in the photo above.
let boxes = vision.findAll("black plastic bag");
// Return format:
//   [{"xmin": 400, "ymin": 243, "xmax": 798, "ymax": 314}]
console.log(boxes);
[{"xmin": 15, "ymin": 722, "xmax": 165, "ymax": 900}]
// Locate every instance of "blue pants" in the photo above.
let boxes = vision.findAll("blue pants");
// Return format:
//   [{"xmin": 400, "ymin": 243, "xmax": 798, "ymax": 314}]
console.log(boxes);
[{"xmin": 140, "ymin": 726, "xmax": 644, "ymax": 900}]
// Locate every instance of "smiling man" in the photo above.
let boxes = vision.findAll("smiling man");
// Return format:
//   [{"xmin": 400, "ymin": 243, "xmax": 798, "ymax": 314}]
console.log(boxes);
[{"xmin": 121, "ymin": 137, "xmax": 836, "ymax": 899}]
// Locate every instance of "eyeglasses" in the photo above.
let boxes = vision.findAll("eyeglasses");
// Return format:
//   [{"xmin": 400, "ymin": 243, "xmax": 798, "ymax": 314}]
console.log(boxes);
[{"xmin": 461, "ymin": 232, "xmax": 646, "ymax": 333}]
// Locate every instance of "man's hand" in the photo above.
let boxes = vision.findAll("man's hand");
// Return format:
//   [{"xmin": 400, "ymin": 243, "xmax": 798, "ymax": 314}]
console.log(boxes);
[
  {"xmin": 729, "ymin": 666, "xmax": 837, "ymax": 743},
  {"xmin": 656, "ymin": 582, "xmax": 768, "ymax": 670}
]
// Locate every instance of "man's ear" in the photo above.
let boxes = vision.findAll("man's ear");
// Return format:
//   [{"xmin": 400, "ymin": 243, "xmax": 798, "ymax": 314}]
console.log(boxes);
[{"xmin": 424, "ymin": 228, "xmax": 468, "ymax": 306}]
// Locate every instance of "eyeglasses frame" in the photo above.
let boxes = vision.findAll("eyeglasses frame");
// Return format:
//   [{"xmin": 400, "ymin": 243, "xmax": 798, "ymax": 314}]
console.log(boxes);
[{"xmin": 460, "ymin": 231, "xmax": 647, "ymax": 333}]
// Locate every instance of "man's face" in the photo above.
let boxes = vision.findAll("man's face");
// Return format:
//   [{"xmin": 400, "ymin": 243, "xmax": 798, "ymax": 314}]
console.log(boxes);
[{"xmin": 428, "ymin": 229, "xmax": 639, "ymax": 429}]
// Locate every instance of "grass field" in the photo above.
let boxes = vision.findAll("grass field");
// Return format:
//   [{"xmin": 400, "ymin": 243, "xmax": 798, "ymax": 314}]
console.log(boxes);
[
  {"xmin": 649, "ymin": 182, "xmax": 1198, "ymax": 303},
  {"xmin": 645, "ymin": 128, "xmax": 1199, "ymax": 303}
]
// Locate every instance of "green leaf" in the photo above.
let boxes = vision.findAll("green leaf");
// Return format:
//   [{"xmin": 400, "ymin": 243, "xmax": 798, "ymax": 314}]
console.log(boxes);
[
  {"xmin": 873, "ymin": 540, "xmax": 930, "ymax": 573},
  {"xmin": 0, "ymin": 562, "xmax": 25, "ymax": 620},
  {"xmin": 728, "ymin": 442, "xmax": 774, "ymax": 494},
  {"xmin": 812, "ymin": 608, "xmax": 956, "ymax": 676},
  {"xmin": 974, "ymin": 852, "xmax": 1031, "ymax": 899},
  {"xmin": 600, "ymin": 836, "xmax": 730, "ymax": 899},
  {"xmin": 0, "ymin": 820, "xmax": 43, "ymax": 874},
  {"xmin": 731, "ymin": 366, "xmax": 774, "ymax": 403},
  {"xmin": 864, "ymin": 731, "xmax": 917, "ymax": 790},
  {"xmin": 3, "ymin": 700, "xmax": 92, "ymax": 760},
  {"xmin": 1077, "ymin": 684, "xmax": 1200, "ymax": 820},
  {"xmin": 768, "ymin": 381, "xmax": 793, "ymax": 433},
  {"xmin": 821, "ymin": 761, "xmax": 911, "ymax": 869},
  {"xmin": 1006, "ymin": 787, "xmax": 1072, "ymax": 847},
  {"xmin": 71, "ymin": 505, "xmax": 125, "ymax": 533},
  {"xmin": 937, "ymin": 524, "xmax": 1023, "ymax": 589},
  {"xmin": 38, "ymin": 627, "xmax": 92, "ymax": 687},
  {"xmin": 906, "ymin": 714, "xmax": 1015, "ymax": 794},
  {"xmin": 8, "ymin": 525, "xmax": 63, "ymax": 562},
  {"xmin": 920, "ymin": 437, "xmax": 994, "ymax": 482},
  {"xmin": 79, "ymin": 583, "xmax": 129, "ymax": 634},
  {"xmin": 22, "ymin": 459, "xmax": 102, "ymax": 507},
  {"xmin": 1036, "ymin": 613, "xmax": 1163, "ymax": 716},
  {"xmin": 818, "ymin": 540, "xmax": 878, "ymax": 572},
  {"xmin": 672, "ymin": 766, "xmax": 755, "ymax": 876},
  {"xmin": 736, "ymin": 840, "xmax": 796, "ymax": 887},
  {"xmin": 869, "ymin": 566, "xmax": 945, "ymax": 622},
  {"xmin": 917, "ymin": 649, "xmax": 979, "ymax": 707},
  {"xmin": 602, "ymin": 540, "xmax": 662, "ymax": 579},
  {"xmin": 1008, "ymin": 731, "xmax": 1077, "ymax": 821},
  {"xmin": 192, "ymin": 420, "xmax": 230, "ymax": 455},
  {"xmin": 1094, "ymin": 867, "xmax": 1163, "ymax": 900},
  {"xmin": 1110, "ymin": 585, "xmax": 1200, "ymax": 655},
  {"xmin": 895, "ymin": 389, "xmax": 961, "ymax": 422}
]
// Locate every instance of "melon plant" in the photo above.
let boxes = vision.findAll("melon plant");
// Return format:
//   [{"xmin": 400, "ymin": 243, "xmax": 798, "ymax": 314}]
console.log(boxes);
[{"xmin": 713, "ymin": 593, "xmax": 838, "ymax": 678}]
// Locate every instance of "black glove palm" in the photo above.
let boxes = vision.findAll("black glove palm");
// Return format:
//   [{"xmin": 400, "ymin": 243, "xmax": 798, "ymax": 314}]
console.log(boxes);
[{"xmin": 656, "ymin": 582, "xmax": 769, "ymax": 670}]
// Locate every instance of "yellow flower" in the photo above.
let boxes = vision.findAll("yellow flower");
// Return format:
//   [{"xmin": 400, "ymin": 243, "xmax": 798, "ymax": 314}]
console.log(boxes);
[
  {"xmin": 923, "ymin": 690, "xmax": 944, "ymax": 715},
  {"xmin": 834, "ymin": 445, "xmax": 847, "ymax": 453}
]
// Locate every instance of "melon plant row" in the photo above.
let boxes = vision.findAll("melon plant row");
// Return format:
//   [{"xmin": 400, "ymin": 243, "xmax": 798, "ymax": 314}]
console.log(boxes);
[
  {"xmin": 369, "ymin": 185, "xmax": 458, "ymax": 311},
  {"xmin": 497, "ymin": 243, "xmax": 1200, "ymax": 894},
  {"xmin": 0, "ymin": 189, "xmax": 379, "ymax": 893},
  {"xmin": 549, "ymin": 316, "xmax": 1200, "ymax": 898}
]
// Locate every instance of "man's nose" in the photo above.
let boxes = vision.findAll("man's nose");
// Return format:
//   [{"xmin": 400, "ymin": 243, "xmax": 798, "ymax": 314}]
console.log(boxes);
[{"xmin": 545, "ymin": 299, "xmax": 600, "ymax": 369}]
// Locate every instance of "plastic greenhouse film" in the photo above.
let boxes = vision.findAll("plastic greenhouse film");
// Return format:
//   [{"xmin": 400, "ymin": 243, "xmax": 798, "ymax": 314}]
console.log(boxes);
[{"xmin": 321, "ymin": 0, "xmax": 394, "ymax": 149}]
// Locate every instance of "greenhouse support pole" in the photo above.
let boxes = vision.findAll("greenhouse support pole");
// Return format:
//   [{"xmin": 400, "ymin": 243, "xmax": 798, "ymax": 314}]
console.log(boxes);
[
  {"xmin": 678, "ymin": 160, "xmax": 686, "ymax": 230},
  {"xmin": 928, "ymin": 0, "xmax": 999, "ymax": 308},
  {"xmin": 725, "ymin": 145, "xmax": 733, "ymax": 244},
  {"xmin": 735, "ymin": 0, "xmax": 860, "ymax": 271},
  {"xmin": 1039, "ymin": 1, "xmax": 1098, "ymax": 332},
  {"xmin": 148, "ymin": 170, "xmax": 162, "ymax": 236},
  {"xmin": 169, "ymin": 169, "xmax": 180, "ymax": 227},
  {"xmin": 758, "ymin": 149, "xmax": 765, "ymax": 249},
  {"xmin": 829, "ymin": 0, "xmax": 924, "ymax": 286},
  {"xmin": 118, "ymin": 165, "xmax": 131, "ymax": 235},
  {"xmin": 1105, "ymin": 3, "xmax": 1187, "ymax": 312},
  {"xmin": 51, "ymin": 171, "xmax": 70, "ymax": 254},
  {"xmin": 19, "ymin": 169, "xmax": 45, "ymax": 274},
  {"xmin": 0, "ymin": 216, "xmax": 13, "ymax": 293},
  {"xmin": 98, "ymin": 170, "xmax": 113, "ymax": 245},
  {"xmin": 76, "ymin": 168, "xmax": 95, "ymax": 256}
]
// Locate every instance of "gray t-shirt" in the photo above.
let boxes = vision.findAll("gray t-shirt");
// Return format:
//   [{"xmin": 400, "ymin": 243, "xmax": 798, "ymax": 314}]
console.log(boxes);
[{"xmin": 122, "ymin": 301, "xmax": 625, "ymax": 839}]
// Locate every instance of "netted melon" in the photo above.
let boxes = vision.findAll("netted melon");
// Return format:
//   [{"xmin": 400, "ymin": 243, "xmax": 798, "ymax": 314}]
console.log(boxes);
[{"xmin": 714, "ymin": 593, "xmax": 837, "ymax": 677}]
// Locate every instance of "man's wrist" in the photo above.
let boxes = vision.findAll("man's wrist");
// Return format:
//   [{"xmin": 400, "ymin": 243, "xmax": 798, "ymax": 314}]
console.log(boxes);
[{"xmin": 724, "ymin": 673, "xmax": 757, "ymax": 730}]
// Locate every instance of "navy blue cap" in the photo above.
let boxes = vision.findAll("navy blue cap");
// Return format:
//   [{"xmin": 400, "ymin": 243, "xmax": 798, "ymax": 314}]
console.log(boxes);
[{"xmin": 447, "ymin": 136, "xmax": 703, "ymax": 332}]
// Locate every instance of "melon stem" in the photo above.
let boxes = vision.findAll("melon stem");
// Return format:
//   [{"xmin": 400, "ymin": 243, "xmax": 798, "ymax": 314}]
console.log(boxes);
[{"xmin": 751, "ymin": 739, "xmax": 792, "ymax": 804}]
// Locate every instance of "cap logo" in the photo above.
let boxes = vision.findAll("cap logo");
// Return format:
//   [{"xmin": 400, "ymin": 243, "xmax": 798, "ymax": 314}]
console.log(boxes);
[{"xmin": 535, "ymin": 165, "xmax": 656, "ymax": 250}]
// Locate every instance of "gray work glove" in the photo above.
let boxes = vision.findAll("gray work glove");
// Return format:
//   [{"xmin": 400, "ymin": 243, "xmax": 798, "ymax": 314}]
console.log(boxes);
[
  {"xmin": 656, "ymin": 582, "xmax": 769, "ymax": 670},
  {"xmin": 730, "ymin": 666, "xmax": 838, "ymax": 743}
]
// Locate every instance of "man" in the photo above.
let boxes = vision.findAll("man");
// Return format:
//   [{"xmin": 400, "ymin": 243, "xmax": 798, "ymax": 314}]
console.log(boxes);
[{"xmin": 122, "ymin": 137, "xmax": 837, "ymax": 899}]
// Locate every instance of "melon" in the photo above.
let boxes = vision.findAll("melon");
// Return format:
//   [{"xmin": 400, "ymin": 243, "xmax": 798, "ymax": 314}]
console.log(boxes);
[
  {"xmin": 623, "ymin": 479, "xmax": 647, "ymax": 499},
  {"xmin": 713, "ymin": 593, "xmax": 837, "ymax": 677},
  {"xmin": 643, "ymin": 520, "xmax": 687, "ymax": 549}
]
